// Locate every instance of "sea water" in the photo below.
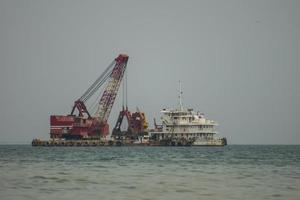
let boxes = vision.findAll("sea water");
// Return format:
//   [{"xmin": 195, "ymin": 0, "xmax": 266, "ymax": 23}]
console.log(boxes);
[{"xmin": 0, "ymin": 145, "xmax": 299, "ymax": 200}]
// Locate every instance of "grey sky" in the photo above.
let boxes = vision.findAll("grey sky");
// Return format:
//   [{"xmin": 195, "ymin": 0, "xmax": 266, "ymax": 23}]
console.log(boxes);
[{"xmin": 0, "ymin": 0, "xmax": 299, "ymax": 144}]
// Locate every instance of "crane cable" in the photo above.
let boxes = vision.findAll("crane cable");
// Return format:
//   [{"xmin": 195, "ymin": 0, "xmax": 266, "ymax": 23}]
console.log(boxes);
[
  {"xmin": 82, "ymin": 71, "xmax": 112, "ymax": 102},
  {"xmin": 88, "ymin": 62, "xmax": 126, "ymax": 115},
  {"xmin": 125, "ymin": 66, "xmax": 128, "ymax": 108},
  {"xmin": 79, "ymin": 60, "xmax": 115, "ymax": 102},
  {"xmin": 86, "ymin": 71, "xmax": 112, "ymax": 112},
  {"xmin": 88, "ymin": 89, "xmax": 103, "ymax": 116},
  {"xmin": 122, "ymin": 65, "xmax": 128, "ymax": 108}
]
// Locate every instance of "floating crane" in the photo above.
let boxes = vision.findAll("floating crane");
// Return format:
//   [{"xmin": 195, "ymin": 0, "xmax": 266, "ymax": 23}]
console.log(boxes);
[{"xmin": 50, "ymin": 54, "xmax": 129, "ymax": 139}]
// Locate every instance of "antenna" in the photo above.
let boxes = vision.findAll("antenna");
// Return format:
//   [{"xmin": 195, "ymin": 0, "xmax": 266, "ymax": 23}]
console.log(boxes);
[{"xmin": 179, "ymin": 80, "xmax": 183, "ymax": 110}]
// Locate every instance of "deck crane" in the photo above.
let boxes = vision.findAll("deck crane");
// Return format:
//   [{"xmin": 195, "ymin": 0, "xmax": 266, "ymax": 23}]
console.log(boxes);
[{"xmin": 50, "ymin": 54, "xmax": 129, "ymax": 139}]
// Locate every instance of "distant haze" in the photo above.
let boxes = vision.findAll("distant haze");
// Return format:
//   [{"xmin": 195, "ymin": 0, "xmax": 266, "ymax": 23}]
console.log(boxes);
[{"xmin": 0, "ymin": 0, "xmax": 299, "ymax": 144}]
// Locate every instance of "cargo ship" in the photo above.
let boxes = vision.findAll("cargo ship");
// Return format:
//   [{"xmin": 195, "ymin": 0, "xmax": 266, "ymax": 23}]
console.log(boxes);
[{"xmin": 149, "ymin": 82, "xmax": 227, "ymax": 146}]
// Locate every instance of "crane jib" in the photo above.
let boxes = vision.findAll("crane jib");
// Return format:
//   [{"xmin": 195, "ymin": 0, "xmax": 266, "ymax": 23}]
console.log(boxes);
[
  {"xmin": 60, "ymin": 54, "xmax": 129, "ymax": 138},
  {"xmin": 97, "ymin": 55, "xmax": 128, "ymax": 122}
]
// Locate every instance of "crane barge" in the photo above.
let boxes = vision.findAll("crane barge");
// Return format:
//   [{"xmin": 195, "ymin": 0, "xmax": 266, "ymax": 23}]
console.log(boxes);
[
  {"xmin": 32, "ymin": 54, "xmax": 150, "ymax": 146},
  {"xmin": 50, "ymin": 54, "xmax": 128, "ymax": 140},
  {"xmin": 32, "ymin": 54, "xmax": 226, "ymax": 146}
]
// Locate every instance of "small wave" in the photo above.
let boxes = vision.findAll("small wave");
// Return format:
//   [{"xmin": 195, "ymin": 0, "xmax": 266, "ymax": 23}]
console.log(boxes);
[
  {"xmin": 55, "ymin": 178, "xmax": 68, "ymax": 183},
  {"xmin": 175, "ymin": 188, "xmax": 194, "ymax": 193},
  {"xmin": 120, "ymin": 185, "xmax": 137, "ymax": 189},
  {"xmin": 57, "ymin": 171, "xmax": 70, "ymax": 175},
  {"xmin": 40, "ymin": 188, "xmax": 61, "ymax": 193},
  {"xmin": 271, "ymin": 194, "xmax": 283, "ymax": 197},
  {"xmin": 201, "ymin": 193, "xmax": 213, "ymax": 196},
  {"xmin": 31, "ymin": 175, "xmax": 70, "ymax": 184},
  {"xmin": 286, "ymin": 186, "xmax": 296, "ymax": 190},
  {"xmin": 31, "ymin": 175, "xmax": 48, "ymax": 180},
  {"xmin": 74, "ymin": 178, "xmax": 98, "ymax": 185}
]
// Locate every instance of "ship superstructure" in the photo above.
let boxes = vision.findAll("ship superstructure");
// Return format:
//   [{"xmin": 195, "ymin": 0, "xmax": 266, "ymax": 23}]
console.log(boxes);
[{"xmin": 151, "ymin": 82, "xmax": 227, "ymax": 146}]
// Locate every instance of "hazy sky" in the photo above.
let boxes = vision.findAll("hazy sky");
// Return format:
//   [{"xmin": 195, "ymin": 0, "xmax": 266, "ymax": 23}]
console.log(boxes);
[{"xmin": 0, "ymin": 0, "xmax": 299, "ymax": 144}]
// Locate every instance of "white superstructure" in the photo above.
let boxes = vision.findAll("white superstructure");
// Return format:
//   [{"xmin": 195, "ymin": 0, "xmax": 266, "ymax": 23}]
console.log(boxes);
[{"xmin": 150, "ymin": 81, "xmax": 226, "ymax": 146}]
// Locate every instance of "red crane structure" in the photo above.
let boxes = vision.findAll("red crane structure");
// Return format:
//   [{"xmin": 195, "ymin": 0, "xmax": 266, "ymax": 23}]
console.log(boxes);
[
  {"xmin": 112, "ymin": 107, "xmax": 149, "ymax": 139},
  {"xmin": 50, "ymin": 54, "xmax": 129, "ymax": 139}
]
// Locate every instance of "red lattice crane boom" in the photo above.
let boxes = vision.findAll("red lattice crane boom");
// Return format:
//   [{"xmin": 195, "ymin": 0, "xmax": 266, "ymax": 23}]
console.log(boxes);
[
  {"xmin": 50, "ymin": 54, "xmax": 128, "ymax": 139},
  {"xmin": 97, "ymin": 55, "xmax": 128, "ymax": 123}
]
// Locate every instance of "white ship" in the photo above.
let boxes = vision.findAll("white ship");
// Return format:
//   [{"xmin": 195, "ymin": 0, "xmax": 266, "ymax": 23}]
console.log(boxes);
[{"xmin": 150, "ymin": 82, "xmax": 227, "ymax": 146}]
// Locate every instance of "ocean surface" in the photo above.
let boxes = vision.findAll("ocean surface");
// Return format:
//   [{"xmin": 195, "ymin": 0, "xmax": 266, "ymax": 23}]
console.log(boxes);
[{"xmin": 0, "ymin": 145, "xmax": 299, "ymax": 200}]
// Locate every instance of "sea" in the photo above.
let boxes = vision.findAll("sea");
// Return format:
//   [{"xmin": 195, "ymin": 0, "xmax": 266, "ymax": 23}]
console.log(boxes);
[{"xmin": 0, "ymin": 145, "xmax": 299, "ymax": 200}]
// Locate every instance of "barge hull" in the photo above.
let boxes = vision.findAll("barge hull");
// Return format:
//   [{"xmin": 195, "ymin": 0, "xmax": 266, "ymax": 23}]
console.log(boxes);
[{"xmin": 32, "ymin": 139, "xmax": 226, "ymax": 147}]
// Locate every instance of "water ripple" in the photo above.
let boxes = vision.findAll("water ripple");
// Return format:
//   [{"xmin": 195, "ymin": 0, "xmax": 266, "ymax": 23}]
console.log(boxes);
[{"xmin": 0, "ymin": 145, "xmax": 299, "ymax": 200}]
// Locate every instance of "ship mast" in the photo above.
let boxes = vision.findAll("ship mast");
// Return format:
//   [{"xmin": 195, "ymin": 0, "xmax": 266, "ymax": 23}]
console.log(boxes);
[{"xmin": 179, "ymin": 80, "xmax": 183, "ymax": 110}]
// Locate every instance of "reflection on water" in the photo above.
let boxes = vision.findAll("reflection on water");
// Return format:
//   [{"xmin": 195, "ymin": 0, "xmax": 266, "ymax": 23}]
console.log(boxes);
[{"xmin": 0, "ymin": 145, "xmax": 300, "ymax": 200}]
